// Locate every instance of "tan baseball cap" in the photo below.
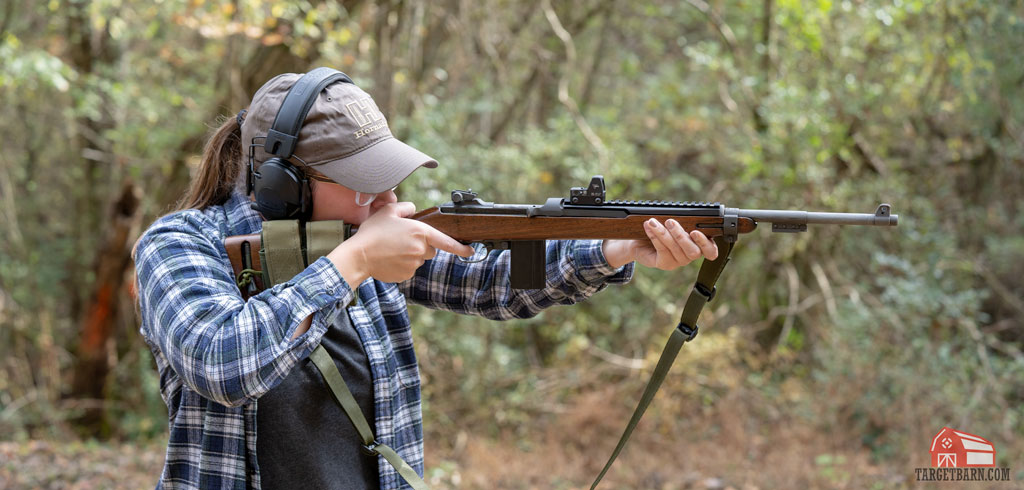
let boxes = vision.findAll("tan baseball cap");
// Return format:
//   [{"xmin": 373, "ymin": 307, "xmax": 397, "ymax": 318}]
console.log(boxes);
[{"xmin": 240, "ymin": 71, "xmax": 437, "ymax": 193}]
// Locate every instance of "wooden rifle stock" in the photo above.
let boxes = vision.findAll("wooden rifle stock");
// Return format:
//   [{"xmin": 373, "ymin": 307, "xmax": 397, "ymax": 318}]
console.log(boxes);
[
  {"xmin": 409, "ymin": 207, "xmax": 757, "ymax": 241},
  {"xmin": 221, "ymin": 213, "xmax": 756, "ymax": 294},
  {"xmin": 224, "ymin": 233, "xmax": 264, "ymax": 300}
]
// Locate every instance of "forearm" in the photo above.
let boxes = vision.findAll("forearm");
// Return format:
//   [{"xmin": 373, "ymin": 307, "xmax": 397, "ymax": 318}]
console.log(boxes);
[
  {"xmin": 326, "ymin": 239, "xmax": 370, "ymax": 292},
  {"xmin": 602, "ymin": 239, "xmax": 638, "ymax": 269},
  {"xmin": 157, "ymin": 264, "xmax": 349, "ymax": 406},
  {"xmin": 287, "ymin": 240, "xmax": 367, "ymax": 341},
  {"xmin": 142, "ymin": 256, "xmax": 350, "ymax": 405},
  {"xmin": 136, "ymin": 213, "xmax": 361, "ymax": 407}
]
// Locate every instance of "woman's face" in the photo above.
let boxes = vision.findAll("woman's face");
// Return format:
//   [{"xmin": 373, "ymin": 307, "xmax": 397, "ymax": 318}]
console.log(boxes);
[{"xmin": 308, "ymin": 179, "xmax": 397, "ymax": 225}]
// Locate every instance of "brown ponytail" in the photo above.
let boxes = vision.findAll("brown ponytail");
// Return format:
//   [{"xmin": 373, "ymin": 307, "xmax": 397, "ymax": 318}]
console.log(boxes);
[{"xmin": 175, "ymin": 114, "xmax": 244, "ymax": 211}]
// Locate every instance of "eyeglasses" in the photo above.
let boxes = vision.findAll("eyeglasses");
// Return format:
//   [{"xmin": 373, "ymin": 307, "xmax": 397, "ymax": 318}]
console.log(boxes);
[{"xmin": 308, "ymin": 172, "xmax": 395, "ymax": 207}]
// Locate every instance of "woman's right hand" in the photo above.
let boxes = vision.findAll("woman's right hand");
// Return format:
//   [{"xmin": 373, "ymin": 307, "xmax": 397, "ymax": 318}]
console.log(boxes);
[{"xmin": 326, "ymin": 202, "xmax": 475, "ymax": 285}]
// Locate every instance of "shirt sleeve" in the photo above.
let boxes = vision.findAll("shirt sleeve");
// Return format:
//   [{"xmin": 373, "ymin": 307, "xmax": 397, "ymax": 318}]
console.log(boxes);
[
  {"xmin": 398, "ymin": 239, "xmax": 634, "ymax": 320},
  {"xmin": 134, "ymin": 212, "xmax": 354, "ymax": 407}
]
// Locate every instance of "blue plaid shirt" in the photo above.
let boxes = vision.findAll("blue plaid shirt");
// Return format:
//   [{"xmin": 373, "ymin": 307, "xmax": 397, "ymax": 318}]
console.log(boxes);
[{"xmin": 134, "ymin": 191, "xmax": 634, "ymax": 489}]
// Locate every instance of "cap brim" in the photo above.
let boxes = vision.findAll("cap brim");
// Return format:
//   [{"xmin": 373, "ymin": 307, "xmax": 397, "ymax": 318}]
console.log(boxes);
[{"xmin": 310, "ymin": 137, "xmax": 438, "ymax": 193}]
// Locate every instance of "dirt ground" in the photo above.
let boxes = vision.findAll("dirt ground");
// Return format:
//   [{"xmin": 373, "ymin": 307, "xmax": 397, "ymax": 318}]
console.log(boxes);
[
  {"xmin": 0, "ymin": 435, "xmax": 892, "ymax": 490},
  {"xmin": 0, "ymin": 439, "xmax": 164, "ymax": 489},
  {"xmin": 2, "ymin": 390, "xmax": 1018, "ymax": 489},
  {"xmin": 0, "ymin": 433, "xmax": 1014, "ymax": 489}
]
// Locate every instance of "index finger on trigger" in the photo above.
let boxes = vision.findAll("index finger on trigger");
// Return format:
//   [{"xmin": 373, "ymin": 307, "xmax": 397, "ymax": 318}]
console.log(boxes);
[{"xmin": 424, "ymin": 226, "xmax": 475, "ymax": 257}]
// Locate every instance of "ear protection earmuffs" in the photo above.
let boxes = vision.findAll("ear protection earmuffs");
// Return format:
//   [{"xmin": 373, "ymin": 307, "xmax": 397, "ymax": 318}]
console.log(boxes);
[{"xmin": 246, "ymin": 67, "xmax": 354, "ymax": 220}]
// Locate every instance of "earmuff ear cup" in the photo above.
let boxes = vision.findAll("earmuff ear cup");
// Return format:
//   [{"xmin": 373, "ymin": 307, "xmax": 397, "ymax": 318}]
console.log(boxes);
[
  {"xmin": 251, "ymin": 158, "xmax": 311, "ymax": 220},
  {"xmin": 246, "ymin": 68, "xmax": 352, "ymax": 221}
]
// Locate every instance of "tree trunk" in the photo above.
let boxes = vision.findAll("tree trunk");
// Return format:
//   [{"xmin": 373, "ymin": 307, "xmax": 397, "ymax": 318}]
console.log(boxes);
[
  {"xmin": 64, "ymin": 0, "xmax": 121, "ymax": 434},
  {"xmin": 68, "ymin": 18, "xmax": 319, "ymax": 435},
  {"xmin": 70, "ymin": 181, "xmax": 140, "ymax": 435}
]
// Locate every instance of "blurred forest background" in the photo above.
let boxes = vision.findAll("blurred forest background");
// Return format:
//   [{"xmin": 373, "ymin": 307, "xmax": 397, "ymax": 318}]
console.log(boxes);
[{"xmin": 1, "ymin": 0, "xmax": 1022, "ymax": 488}]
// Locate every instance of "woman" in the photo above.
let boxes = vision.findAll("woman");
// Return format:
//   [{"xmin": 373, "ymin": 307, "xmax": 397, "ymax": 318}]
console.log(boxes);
[{"xmin": 133, "ymin": 69, "xmax": 719, "ymax": 490}]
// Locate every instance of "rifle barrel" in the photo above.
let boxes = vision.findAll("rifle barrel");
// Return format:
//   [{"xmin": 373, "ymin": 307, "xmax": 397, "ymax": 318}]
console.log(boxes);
[{"xmin": 728, "ymin": 204, "xmax": 898, "ymax": 227}]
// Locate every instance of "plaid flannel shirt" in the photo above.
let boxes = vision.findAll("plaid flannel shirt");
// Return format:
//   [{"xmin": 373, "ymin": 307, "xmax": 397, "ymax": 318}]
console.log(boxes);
[{"xmin": 134, "ymin": 191, "xmax": 634, "ymax": 489}]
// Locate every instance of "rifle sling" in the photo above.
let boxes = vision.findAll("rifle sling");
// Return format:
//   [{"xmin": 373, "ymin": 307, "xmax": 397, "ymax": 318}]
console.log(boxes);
[
  {"xmin": 260, "ymin": 220, "xmax": 305, "ymax": 287},
  {"xmin": 590, "ymin": 236, "xmax": 734, "ymax": 489},
  {"xmin": 258, "ymin": 220, "xmax": 429, "ymax": 490}
]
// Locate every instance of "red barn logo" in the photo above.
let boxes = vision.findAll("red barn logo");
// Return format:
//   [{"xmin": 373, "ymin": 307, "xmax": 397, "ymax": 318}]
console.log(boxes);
[{"xmin": 930, "ymin": 427, "xmax": 996, "ymax": 468}]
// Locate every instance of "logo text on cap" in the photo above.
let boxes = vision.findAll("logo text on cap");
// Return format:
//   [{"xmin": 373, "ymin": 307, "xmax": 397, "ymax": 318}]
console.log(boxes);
[{"xmin": 346, "ymin": 97, "xmax": 385, "ymax": 128}]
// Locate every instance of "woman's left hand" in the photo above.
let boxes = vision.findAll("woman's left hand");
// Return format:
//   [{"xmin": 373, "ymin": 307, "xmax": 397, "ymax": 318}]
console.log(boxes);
[{"xmin": 603, "ymin": 218, "xmax": 719, "ymax": 270}]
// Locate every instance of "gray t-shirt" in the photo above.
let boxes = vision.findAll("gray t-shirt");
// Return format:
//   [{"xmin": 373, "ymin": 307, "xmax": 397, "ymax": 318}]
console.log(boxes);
[{"xmin": 256, "ymin": 309, "xmax": 379, "ymax": 489}]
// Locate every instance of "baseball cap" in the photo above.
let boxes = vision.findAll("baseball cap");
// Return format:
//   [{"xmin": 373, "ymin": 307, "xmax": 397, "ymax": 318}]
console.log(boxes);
[{"xmin": 240, "ymin": 71, "xmax": 437, "ymax": 193}]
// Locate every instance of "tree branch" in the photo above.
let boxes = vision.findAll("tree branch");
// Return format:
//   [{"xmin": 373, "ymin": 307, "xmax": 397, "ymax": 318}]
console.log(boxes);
[{"xmin": 541, "ymin": 0, "xmax": 609, "ymax": 172}]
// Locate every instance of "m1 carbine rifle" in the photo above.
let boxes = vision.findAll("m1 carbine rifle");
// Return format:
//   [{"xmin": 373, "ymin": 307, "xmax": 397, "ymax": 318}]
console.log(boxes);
[
  {"xmin": 226, "ymin": 175, "xmax": 898, "ymax": 291},
  {"xmin": 222, "ymin": 175, "xmax": 898, "ymax": 489},
  {"xmin": 411, "ymin": 175, "xmax": 897, "ymax": 288}
]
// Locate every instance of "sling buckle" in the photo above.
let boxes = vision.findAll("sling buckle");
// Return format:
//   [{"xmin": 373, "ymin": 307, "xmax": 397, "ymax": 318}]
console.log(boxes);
[
  {"xmin": 676, "ymin": 322, "xmax": 699, "ymax": 342},
  {"xmin": 361, "ymin": 441, "xmax": 381, "ymax": 456},
  {"xmin": 694, "ymin": 282, "xmax": 716, "ymax": 302}
]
